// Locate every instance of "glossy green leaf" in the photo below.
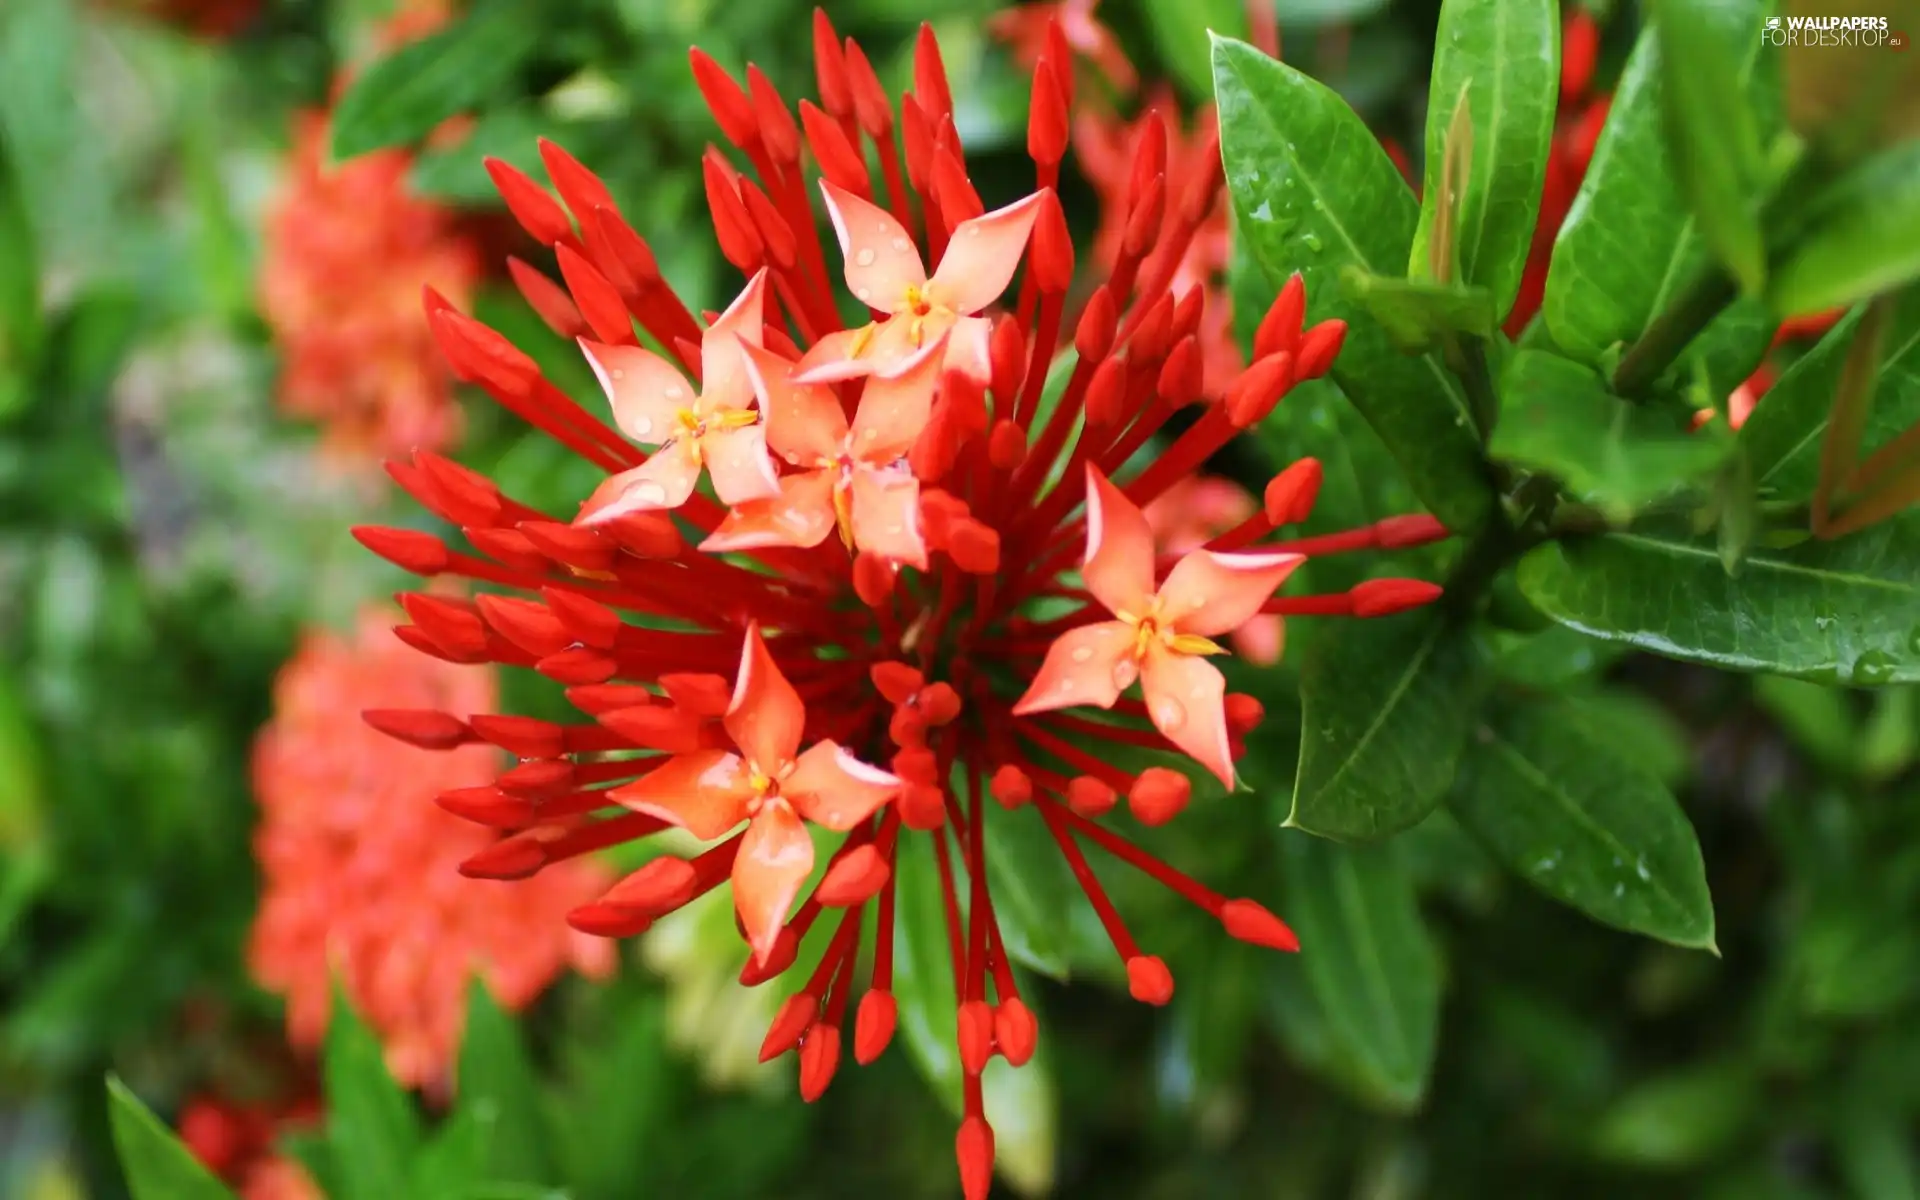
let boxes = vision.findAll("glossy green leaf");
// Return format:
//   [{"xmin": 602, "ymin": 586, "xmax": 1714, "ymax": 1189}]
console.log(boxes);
[
  {"xmin": 0, "ymin": 130, "xmax": 40, "ymax": 395},
  {"xmin": 1516, "ymin": 517, "xmax": 1920, "ymax": 683},
  {"xmin": 106, "ymin": 1077, "xmax": 236, "ymax": 1200},
  {"xmin": 1543, "ymin": 16, "xmax": 1778, "ymax": 391},
  {"xmin": 329, "ymin": 6, "xmax": 539, "ymax": 159},
  {"xmin": 891, "ymin": 831, "xmax": 963, "ymax": 1110},
  {"xmin": 1275, "ymin": 833, "xmax": 1440, "ymax": 1111},
  {"xmin": 1649, "ymin": 0, "xmax": 1767, "ymax": 293},
  {"xmin": 409, "ymin": 1105, "xmax": 486, "ymax": 1199},
  {"xmin": 982, "ymin": 805, "xmax": 1076, "ymax": 981},
  {"xmin": 1490, "ymin": 350, "xmax": 1733, "ymax": 521},
  {"xmin": 455, "ymin": 978, "xmax": 549, "ymax": 1184},
  {"xmin": 547, "ymin": 990, "xmax": 668, "ymax": 1200},
  {"xmin": 1771, "ymin": 142, "xmax": 1920, "ymax": 315},
  {"xmin": 1215, "ymin": 37, "xmax": 1494, "ymax": 533},
  {"xmin": 1573, "ymin": 689, "xmax": 1694, "ymax": 789},
  {"xmin": 1339, "ymin": 269, "xmax": 1499, "ymax": 352},
  {"xmin": 1290, "ymin": 609, "xmax": 1489, "ymax": 840},
  {"xmin": 1409, "ymin": 0, "xmax": 1559, "ymax": 311},
  {"xmin": 324, "ymin": 982, "xmax": 423, "ymax": 1200},
  {"xmin": 1590, "ymin": 1063, "xmax": 1758, "ymax": 1166},
  {"xmin": 1451, "ymin": 696, "xmax": 1715, "ymax": 949},
  {"xmin": 1493, "ymin": 624, "xmax": 1631, "ymax": 688},
  {"xmin": 409, "ymin": 105, "xmax": 552, "ymax": 202}
]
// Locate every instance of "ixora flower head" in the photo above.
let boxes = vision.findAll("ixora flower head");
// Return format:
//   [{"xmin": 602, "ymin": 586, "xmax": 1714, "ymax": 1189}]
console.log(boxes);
[{"xmin": 352, "ymin": 14, "xmax": 1450, "ymax": 1195}]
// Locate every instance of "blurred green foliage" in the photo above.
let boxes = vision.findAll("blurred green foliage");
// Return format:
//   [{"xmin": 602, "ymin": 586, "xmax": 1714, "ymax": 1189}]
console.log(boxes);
[{"xmin": 2, "ymin": 0, "xmax": 1918, "ymax": 1198}]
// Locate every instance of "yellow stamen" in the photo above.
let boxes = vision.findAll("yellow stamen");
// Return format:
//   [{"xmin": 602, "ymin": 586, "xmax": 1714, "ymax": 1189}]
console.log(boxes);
[
  {"xmin": 1169, "ymin": 633, "xmax": 1228, "ymax": 656},
  {"xmin": 848, "ymin": 323, "xmax": 876, "ymax": 358},
  {"xmin": 832, "ymin": 483, "xmax": 855, "ymax": 550},
  {"xmin": 715, "ymin": 407, "xmax": 759, "ymax": 429},
  {"xmin": 674, "ymin": 407, "xmax": 701, "ymax": 433}
]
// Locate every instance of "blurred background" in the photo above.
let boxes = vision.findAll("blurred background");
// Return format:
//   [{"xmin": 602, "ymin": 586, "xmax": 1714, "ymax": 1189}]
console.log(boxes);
[{"xmin": 3, "ymin": 0, "xmax": 1919, "ymax": 1197}]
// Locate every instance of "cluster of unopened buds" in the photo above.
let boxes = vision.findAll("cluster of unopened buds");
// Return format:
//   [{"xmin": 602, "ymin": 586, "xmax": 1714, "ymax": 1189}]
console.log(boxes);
[{"xmin": 351, "ymin": 13, "xmax": 1451, "ymax": 1196}]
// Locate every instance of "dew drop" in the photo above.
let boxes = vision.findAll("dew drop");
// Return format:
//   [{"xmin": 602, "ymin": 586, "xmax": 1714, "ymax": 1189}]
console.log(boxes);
[
  {"xmin": 1852, "ymin": 649, "xmax": 1898, "ymax": 686},
  {"xmin": 1112, "ymin": 660, "xmax": 1139, "ymax": 690},
  {"xmin": 1153, "ymin": 698, "xmax": 1188, "ymax": 731},
  {"xmin": 885, "ymin": 523, "xmax": 903, "ymax": 535},
  {"xmin": 630, "ymin": 416, "xmax": 653, "ymax": 436},
  {"xmin": 665, "ymin": 384, "xmax": 687, "ymax": 400},
  {"xmin": 632, "ymin": 480, "xmax": 669, "ymax": 505},
  {"xmin": 1300, "ymin": 232, "xmax": 1323, "ymax": 253},
  {"xmin": 1907, "ymin": 626, "xmax": 1920, "ymax": 654},
  {"xmin": 855, "ymin": 247, "xmax": 878, "ymax": 267},
  {"xmin": 1070, "ymin": 645, "xmax": 1095, "ymax": 663},
  {"xmin": 857, "ymin": 287, "xmax": 872, "ymax": 301},
  {"xmin": 610, "ymin": 368, "xmax": 626, "ymax": 380},
  {"xmin": 1635, "ymin": 857, "xmax": 1651, "ymax": 882},
  {"xmin": 891, "ymin": 237, "xmax": 908, "ymax": 251}
]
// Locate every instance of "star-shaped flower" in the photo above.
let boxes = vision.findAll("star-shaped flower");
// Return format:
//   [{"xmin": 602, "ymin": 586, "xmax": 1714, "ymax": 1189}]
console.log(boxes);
[
  {"xmin": 701, "ymin": 337, "xmax": 943, "ymax": 567},
  {"xmin": 795, "ymin": 183, "xmax": 1044, "ymax": 386},
  {"xmin": 1013, "ymin": 467, "xmax": 1303, "ymax": 787},
  {"xmin": 610, "ymin": 625, "xmax": 901, "ymax": 963},
  {"xmin": 576, "ymin": 269, "xmax": 779, "ymax": 522}
]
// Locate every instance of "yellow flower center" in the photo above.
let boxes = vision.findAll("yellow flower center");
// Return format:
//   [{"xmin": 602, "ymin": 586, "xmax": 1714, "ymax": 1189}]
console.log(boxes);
[{"xmin": 1116, "ymin": 601, "xmax": 1227, "ymax": 660}]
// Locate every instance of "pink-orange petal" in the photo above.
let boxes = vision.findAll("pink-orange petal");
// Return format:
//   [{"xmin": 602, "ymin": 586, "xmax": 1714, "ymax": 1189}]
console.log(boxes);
[
  {"xmin": 725, "ymin": 623, "xmax": 807, "ymax": 772},
  {"xmin": 700, "ymin": 470, "xmax": 837, "ymax": 552},
  {"xmin": 1010, "ymin": 619, "xmax": 1138, "ymax": 715},
  {"xmin": 852, "ymin": 337, "xmax": 944, "ymax": 462},
  {"xmin": 1082, "ymin": 465, "xmax": 1155, "ymax": 616},
  {"xmin": 743, "ymin": 341, "xmax": 848, "ymax": 462},
  {"xmin": 941, "ymin": 315, "xmax": 994, "ymax": 384},
  {"xmin": 792, "ymin": 325, "xmax": 880, "ymax": 384},
  {"xmin": 576, "ymin": 450, "xmax": 700, "ymax": 523},
  {"xmin": 701, "ymin": 424, "xmax": 782, "ymax": 505},
  {"xmin": 1157, "ymin": 550, "xmax": 1305, "ymax": 638},
  {"xmin": 849, "ymin": 467, "xmax": 927, "ymax": 568},
  {"xmin": 1140, "ymin": 645, "xmax": 1233, "ymax": 788},
  {"xmin": 786, "ymin": 740, "xmax": 901, "ymax": 830},
  {"xmin": 927, "ymin": 191, "xmax": 1046, "ymax": 314},
  {"xmin": 819, "ymin": 180, "xmax": 926, "ymax": 311},
  {"xmin": 734, "ymin": 804, "xmax": 816, "ymax": 964},
  {"xmin": 578, "ymin": 339, "xmax": 694, "ymax": 445},
  {"xmin": 610, "ymin": 749, "xmax": 754, "ymax": 839},
  {"xmin": 701, "ymin": 268, "xmax": 770, "ymax": 410}
]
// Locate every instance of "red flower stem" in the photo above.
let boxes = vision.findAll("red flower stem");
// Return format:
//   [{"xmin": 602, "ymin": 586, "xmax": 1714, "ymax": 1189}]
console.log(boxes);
[
  {"xmin": 1039, "ymin": 794, "xmax": 1224, "ymax": 914},
  {"xmin": 1033, "ymin": 793, "xmax": 1142, "ymax": 960},
  {"xmin": 1016, "ymin": 724, "xmax": 1138, "ymax": 792},
  {"xmin": 932, "ymin": 828, "xmax": 968, "ymax": 1000},
  {"xmin": 964, "ymin": 769, "xmax": 990, "ymax": 1003}
]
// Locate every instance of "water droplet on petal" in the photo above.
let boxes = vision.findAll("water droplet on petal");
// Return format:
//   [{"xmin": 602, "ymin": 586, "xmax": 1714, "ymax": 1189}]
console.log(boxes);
[
  {"xmin": 665, "ymin": 384, "xmax": 686, "ymax": 400},
  {"xmin": 1111, "ymin": 660, "xmax": 1139, "ymax": 690},
  {"xmin": 632, "ymin": 480, "xmax": 669, "ymax": 505},
  {"xmin": 891, "ymin": 237, "xmax": 908, "ymax": 251},
  {"xmin": 1153, "ymin": 698, "xmax": 1187, "ymax": 731},
  {"xmin": 855, "ymin": 247, "xmax": 877, "ymax": 267},
  {"xmin": 1070, "ymin": 645, "xmax": 1095, "ymax": 663},
  {"xmin": 857, "ymin": 287, "xmax": 872, "ymax": 301},
  {"xmin": 630, "ymin": 416, "xmax": 653, "ymax": 436},
  {"xmin": 610, "ymin": 368, "xmax": 626, "ymax": 380}
]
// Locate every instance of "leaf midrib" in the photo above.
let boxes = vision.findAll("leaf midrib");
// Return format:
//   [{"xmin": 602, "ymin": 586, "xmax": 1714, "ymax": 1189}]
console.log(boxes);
[
  {"xmin": 1292, "ymin": 619, "xmax": 1446, "ymax": 830},
  {"xmin": 1608, "ymin": 530, "xmax": 1917, "ymax": 593},
  {"xmin": 1480, "ymin": 724, "xmax": 1704, "ymax": 940}
]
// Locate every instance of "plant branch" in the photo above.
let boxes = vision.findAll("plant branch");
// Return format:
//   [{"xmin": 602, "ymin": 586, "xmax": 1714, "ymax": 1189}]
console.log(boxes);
[{"xmin": 1611, "ymin": 269, "xmax": 1737, "ymax": 399}]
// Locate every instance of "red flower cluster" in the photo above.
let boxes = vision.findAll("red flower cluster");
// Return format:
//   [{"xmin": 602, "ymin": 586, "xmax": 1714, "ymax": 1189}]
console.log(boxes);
[
  {"xmin": 259, "ymin": 108, "xmax": 481, "ymax": 463},
  {"xmin": 350, "ymin": 16, "xmax": 1449, "ymax": 1194},
  {"xmin": 179, "ymin": 1093, "xmax": 322, "ymax": 1200},
  {"xmin": 249, "ymin": 608, "xmax": 613, "ymax": 1089}
]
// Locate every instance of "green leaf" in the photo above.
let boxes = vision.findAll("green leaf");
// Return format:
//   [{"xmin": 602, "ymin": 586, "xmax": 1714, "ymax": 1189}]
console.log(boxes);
[
  {"xmin": 324, "ymin": 982, "xmax": 423, "ymax": 1200},
  {"xmin": 1451, "ymin": 696, "xmax": 1716, "ymax": 948},
  {"xmin": 1339, "ymin": 269, "xmax": 1499, "ymax": 352},
  {"xmin": 1590, "ymin": 1063, "xmax": 1759, "ymax": 1167},
  {"xmin": 410, "ymin": 1105, "xmax": 485, "ymax": 1200},
  {"xmin": 1516, "ymin": 517, "xmax": 1920, "ymax": 683},
  {"xmin": 1770, "ymin": 142, "xmax": 1920, "ymax": 315},
  {"xmin": 1649, "ymin": 0, "xmax": 1767, "ymax": 293},
  {"xmin": 982, "ymin": 806, "xmax": 1076, "ymax": 982},
  {"xmin": 1543, "ymin": 16, "xmax": 1778, "ymax": 391},
  {"xmin": 1274, "ymin": 834, "xmax": 1440, "ymax": 1111},
  {"xmin": 1140, "ymin": 0, "xmax": 1245, "ymax": 97},
  {"xmin": 1409, "ymin": 0, "xmax": 1560, "ymax": 312},
  {"xmin": 1493, "ymin": 624, "xmax": 1630, "ymax": 688},
  {"xmin": 547, "ymin": 989, "xmax": 668, "ymax": 1200},
  {"xmin": 1490, "ymin": 349, "xmax": 1733, "ymax": 521},
  {"xmin": 1215, "ymin": 37, "xmax": 1494, "ymax": 533},
  {"xmin": 105, "ymin": 1077, "xmax": 236, "ymax": 1200},
  {"xmin": 0, "ymin": 128, "xmax": 40, "ymax": 396},
  {"xmin": 409, "ymin": 105, "xmax": 553, "ymax": 202},
  {"xmin": 1573, "ymin": 689, "xmax": 1694, "ymax": 789},
  {"xmin": 1290, "ymin": 610, "xmax": 1489, "ymax": 840},
  {"xmin": 1740, "ymin": 297, "xmax": 1920, "ymax": 500},
  {"xmin": 329, "ymin": 6, "xmax": 539, "ymax": 159},
  {"xmin": 891, "ymin": 831, "xmax": 963, "ymax": 1111},
  {"xmin": 1272, "ymin": 0, "xmax": 1392, "ymax": 27},
  {"xmin": 455, "ymin": 978, "xmax": 549, "ymax": 1184}
]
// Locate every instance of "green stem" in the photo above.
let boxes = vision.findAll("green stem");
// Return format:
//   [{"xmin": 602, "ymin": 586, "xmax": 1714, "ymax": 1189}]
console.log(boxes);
[
  {"xmin": 1611, "ymin": 269, "xmax": 1737, "ymax": 399},
  {"xmin": 1446, "ymin": 335, "xmax": 1500, "ymax": 440}
]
